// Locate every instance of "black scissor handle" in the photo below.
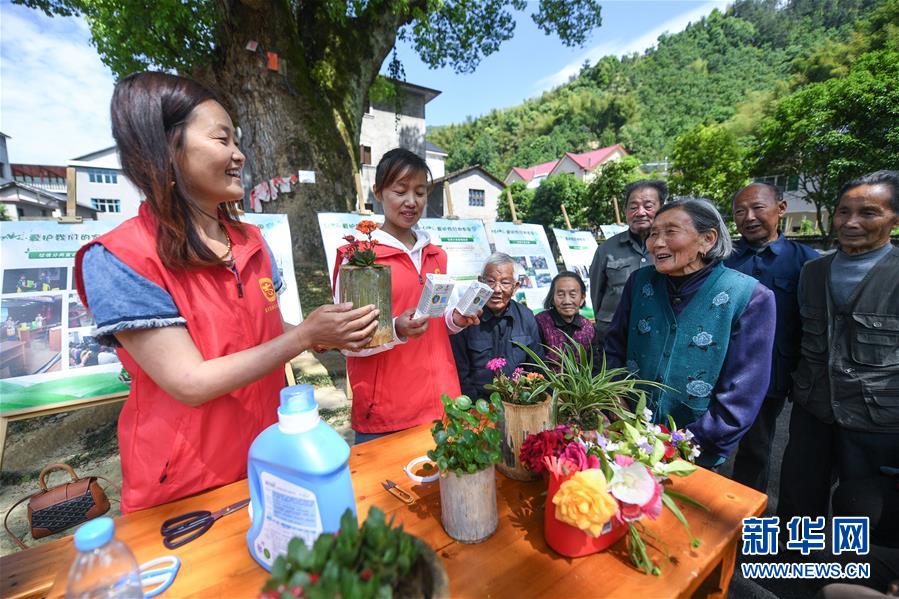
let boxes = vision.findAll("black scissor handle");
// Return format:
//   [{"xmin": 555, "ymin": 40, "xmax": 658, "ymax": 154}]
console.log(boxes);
[
  {"xmin": 160, "ymin": 510, "xmax": 209, "ymax": 536},
  {"xmin": 162, "ymin": 515, "xmax": 213, "ymax": 549}
]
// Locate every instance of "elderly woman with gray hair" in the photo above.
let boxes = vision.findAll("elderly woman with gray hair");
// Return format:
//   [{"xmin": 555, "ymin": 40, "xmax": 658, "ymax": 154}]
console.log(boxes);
[{"xmin": 603, "ymin": 199, "xmax": 776, "ymax": 468}]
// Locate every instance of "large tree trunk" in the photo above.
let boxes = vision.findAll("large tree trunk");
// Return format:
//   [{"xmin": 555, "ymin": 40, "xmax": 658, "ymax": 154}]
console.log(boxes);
[{"xmin": 191, "ymin": 0, "xmax": 402, "ymax": 268}]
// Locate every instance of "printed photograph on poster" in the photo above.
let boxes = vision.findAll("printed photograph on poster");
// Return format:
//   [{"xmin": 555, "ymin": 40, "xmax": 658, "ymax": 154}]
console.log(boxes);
[
  {"xmin": 68, "ymin": 292, "xmax": 94, "ymax": 328},
  {"xmin": 1, "ymin": 295, "xmax": 64, "ymax": 378},
  {"xmin": 2, "ymin": 267, "xmax": 68, "ymax": 294},
  {"xmin": 490, "ymin": 222, "xmax": 559, "ymax": 312},
  {"xmin": 67, "ymin": 328, "xmax": 119, "ymax": 369}
]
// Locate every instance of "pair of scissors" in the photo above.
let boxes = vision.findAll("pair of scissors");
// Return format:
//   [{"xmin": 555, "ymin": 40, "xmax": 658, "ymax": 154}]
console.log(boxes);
[{"xmin": 160, "ymin": 498, "xmax": 250, "ymax": 549}]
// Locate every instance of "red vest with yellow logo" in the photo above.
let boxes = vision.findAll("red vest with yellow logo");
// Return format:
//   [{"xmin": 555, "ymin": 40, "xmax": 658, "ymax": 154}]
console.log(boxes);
[
  {"xmin": 74, "ymin": 204, "xmax": 283, "ymax": 513},
  {"xmin": 334, "ymin": 242, "xmax": 461, "ymax": 432}
]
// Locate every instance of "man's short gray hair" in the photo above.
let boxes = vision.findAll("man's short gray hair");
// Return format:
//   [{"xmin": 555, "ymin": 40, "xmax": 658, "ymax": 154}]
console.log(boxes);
[
  {"xmin": 481, "ymin": 252, "xmax": 521, "ymax": 277},
  {"xmin": 655, "ymin": 198, "xmax": 733, "ymax": 262}
]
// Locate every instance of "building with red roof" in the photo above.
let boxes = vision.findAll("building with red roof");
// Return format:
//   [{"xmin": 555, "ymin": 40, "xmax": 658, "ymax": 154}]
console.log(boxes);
[{"xmin": 504, "ymin": 144, "xmax": 628, "ymax": 188}]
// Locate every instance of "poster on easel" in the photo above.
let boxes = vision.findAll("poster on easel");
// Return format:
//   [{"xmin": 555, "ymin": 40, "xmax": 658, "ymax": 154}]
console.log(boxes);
[
  {"xmin": 316, "ymin": 213, "xmax": 492, "ymax": 289},
  {"xmin": 489, "ymin": 222, "xmax": 559, "ymax": 312},
  {"xmin": 551, "ymin": 227, "xmax": 599, "ymax": 317},
  {"xmin": 0, "ymin": 214, "xmax": 302, "ymax": 416}
]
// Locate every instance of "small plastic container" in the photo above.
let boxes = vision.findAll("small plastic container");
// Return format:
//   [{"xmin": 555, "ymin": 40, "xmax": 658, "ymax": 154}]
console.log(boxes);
[
  {"xmin": 66, "ymin": 517, "xmax": 143, "ymax": 599},
  {"xmin": 247, "ymin": 384, "xmax": 357, "ymax": 571}
]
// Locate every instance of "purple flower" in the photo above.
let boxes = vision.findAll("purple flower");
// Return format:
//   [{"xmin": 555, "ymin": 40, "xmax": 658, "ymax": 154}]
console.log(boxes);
[
  {"xmin": 671, "ymin": 431, "xmax": 685, "ymax": 443},
  {"xmin": 486, "ymin": 357, "xmax": 507, "ymax": 372},
  {"xmin": 594, "ymin": 435, "xmax": 608, "ymax": 449},
  {"xmin": 639, "ymin": 442, "xmax": 654, "ymax": 454}
]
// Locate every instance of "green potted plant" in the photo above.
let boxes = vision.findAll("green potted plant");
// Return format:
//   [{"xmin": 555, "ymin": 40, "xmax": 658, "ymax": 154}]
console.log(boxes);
[
  {"xmin": 339, "ymin": 220, "xmax": 393, "ymax": 348},
  {"xmin": 484, "ymin": 357, "xmax": 554, "ymax": 481},
  {"xmin": 517, "ymin": 339, "xmax": 656, "ymax": 428},
  {"xmin": 260, "ymin": 507, "xmax": 448, "ymax": 599},
  {"xmin": 428, "ymin": 394, "xmax": 502, "ymax": 543}
]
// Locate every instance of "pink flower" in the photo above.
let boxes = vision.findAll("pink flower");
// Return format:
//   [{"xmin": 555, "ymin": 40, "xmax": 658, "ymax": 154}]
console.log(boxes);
[
  {"xmin": 610, "ymin": 462, "xmax": 663, "ymax": 523},
  {"xmin": 486, "ymin": 357, "xmax": 507, "ymax": 372},
  {"xmin": 559, "ymin": 442, "xmax": 601, "ymax": 473}
]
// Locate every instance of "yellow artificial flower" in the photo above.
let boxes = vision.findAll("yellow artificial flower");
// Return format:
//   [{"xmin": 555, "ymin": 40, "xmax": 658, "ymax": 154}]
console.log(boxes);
[{"xmin": 553, "ymin": 469, "xmax": 619, "ymax": 537}]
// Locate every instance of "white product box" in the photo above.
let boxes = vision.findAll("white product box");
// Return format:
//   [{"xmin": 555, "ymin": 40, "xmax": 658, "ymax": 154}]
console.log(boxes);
[
  {"xmin": 454, "ymin": 280, "xmax": 493, "ymax": 316},
  {"xmin": 413, "ymin": 274, "xmax": 455, "ymax": 319}
]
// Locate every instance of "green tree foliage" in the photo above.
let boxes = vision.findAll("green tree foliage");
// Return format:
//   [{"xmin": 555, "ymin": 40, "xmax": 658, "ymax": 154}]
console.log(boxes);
[
  {"xmin": 527, "ymin": 174, "xmax": 588, "ymax": 229},
  {"xmin": 16, "ymin": 0, "xmax": 603, "ymax": 261},
  {"xmin": 669, "ymin": 124, "xmax": 749, "ymax": 214},
  {"xmin": 497, "ymin": 181, "xmax": 534, "ymax": 222},
  {"xmin": 582, "ymin": 156, "xmax": 643, "ymax": 226},
  {"xmin": 753, "ymin": 47, "xmax": 899, "ymax": 236}
]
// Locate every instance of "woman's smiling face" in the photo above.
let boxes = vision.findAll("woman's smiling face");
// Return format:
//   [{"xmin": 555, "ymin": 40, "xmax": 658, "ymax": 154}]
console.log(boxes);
[{"xmin": 647, "ymin": 207, "xmax": 716, "ymax": 276}]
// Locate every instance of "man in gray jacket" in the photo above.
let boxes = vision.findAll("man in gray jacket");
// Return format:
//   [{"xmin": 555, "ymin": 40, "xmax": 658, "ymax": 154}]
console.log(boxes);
[
  {"xmin": 588, "ymin": 179, "xmax": 666, "ymax": 341},
  {"xmin": 778, "ymin": 171, "xmax": 899, "ymax": 541}
]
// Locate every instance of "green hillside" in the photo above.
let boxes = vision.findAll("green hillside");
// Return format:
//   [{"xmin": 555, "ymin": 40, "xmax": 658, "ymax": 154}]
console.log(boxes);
[{"xmin": 428, "ymin": 0, "xmax": 883, "ymax": 178}]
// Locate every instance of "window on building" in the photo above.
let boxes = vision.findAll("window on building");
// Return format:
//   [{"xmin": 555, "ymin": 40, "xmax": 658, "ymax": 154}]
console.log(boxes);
[
  {"xmin": 91, "ymin": 198, "xmax": 121, "ymax": 213},
  {"xmin": 88, "ymin": 168, "xmax": 118, "ymax": 184},
  {"xmin": 468, "ymin": 189, "xmax": 485, "ymax": 207},
  {"xmin": 360, "ymin": 145, "xmax": 372, "ymax": 166}
]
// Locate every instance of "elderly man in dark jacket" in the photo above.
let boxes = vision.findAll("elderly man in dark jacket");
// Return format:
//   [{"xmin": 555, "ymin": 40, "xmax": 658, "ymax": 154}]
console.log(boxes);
[
  {"xmin": 451, "ymin": 253, "xmax": 544, "ymax": 400},
  {"xmin": 725, "ymin": 182, "xmax": 819, "ymax": 492},
  {"xmin": 778, "ymin": 171, "xmax": 899, "ymax": 536}
]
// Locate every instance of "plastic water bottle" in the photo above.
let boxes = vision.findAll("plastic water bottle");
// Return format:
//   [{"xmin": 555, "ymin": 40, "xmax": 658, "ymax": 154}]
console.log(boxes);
[
  {"xmin": 66, "ymin": 517, "xmax": 142, "ymax": 599},
  {"xmin": 247, "ymin": 384, "xmax": 357, "ymax": 571}
]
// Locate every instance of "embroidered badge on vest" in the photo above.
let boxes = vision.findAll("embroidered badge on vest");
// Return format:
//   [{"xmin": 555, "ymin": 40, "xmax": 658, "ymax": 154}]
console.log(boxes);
[{"xmin": 259, "ymin": 277, "xmax": 277, "ymax": 302}]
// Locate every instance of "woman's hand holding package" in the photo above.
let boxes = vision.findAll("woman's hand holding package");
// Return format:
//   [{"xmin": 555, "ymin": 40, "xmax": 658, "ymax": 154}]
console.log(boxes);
[
  {"xmin": 395, "ymin": 308, "xmax": 429, "ymax": 339},
  {"xmin": 452, "ymin": 308, "xmax": 481, "ymax": 329},
  {"xmin": 300, "ymin": 302, "xmax": 379, "ymax": 351}
]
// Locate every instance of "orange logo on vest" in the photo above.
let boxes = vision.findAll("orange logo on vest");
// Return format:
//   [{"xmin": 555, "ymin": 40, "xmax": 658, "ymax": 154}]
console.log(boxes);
[{"xmin": 259, "ymin": 278, "xmax": 277, "ymax": 302}]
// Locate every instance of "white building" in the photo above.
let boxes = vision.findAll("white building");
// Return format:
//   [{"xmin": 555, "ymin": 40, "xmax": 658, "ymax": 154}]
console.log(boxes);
[
  {"xmin": 504, "ymin": 144, "xmax": 628, "ymax": 188},
  {"xmin": 427, "ymin": 166, "xmax": 505, "ymax": 229},
  {"xmin": 68, "ymin": 146, "xmax": 143, "ymax": 220},
  {"xmin": 425, "ymin": 141, "xmax": 447, "ymax": 180},
  {"xmin": 358, "ymin": 80, "xmax": 443, "ymax": 211}
]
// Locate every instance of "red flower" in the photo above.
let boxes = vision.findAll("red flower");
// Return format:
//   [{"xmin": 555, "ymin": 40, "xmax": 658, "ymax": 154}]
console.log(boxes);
[
  {"xmin": 356, "ymin": 220, "xmax": 379, "ymax": 235},
  {"xmin": 343, "ymin": 235, "xmax": 356, "ymax": 243},
  {"xmin": 657, "ymin": 424, "xmax": 676, "ymax": 460},
  {"xmin": 559, "ymin": 442, "xmax": 600, "ymax": 473},
  {"xmin": 360, "ymin": 568, "xmax": 373, "ymax": 582},
  {"xmin": 519, "ymin": 425, "xmax": 575, "ymax": 473}
]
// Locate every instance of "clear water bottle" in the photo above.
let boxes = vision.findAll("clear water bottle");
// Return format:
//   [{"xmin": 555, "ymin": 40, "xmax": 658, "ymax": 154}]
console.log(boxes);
[{"xmin": 66, "ymin": 517, "xmax": 143, "ymax": 599}]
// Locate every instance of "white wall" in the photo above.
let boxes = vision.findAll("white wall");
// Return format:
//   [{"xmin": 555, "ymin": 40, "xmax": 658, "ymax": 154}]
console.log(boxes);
[
  {"xmin": 426, "ymin": 151, "xmax": 446, "ymax": 180},
  {"xmin": 446, "ymin": 171, "xmax": 503, "ymax": 229},
  {"xmin": 69, "ymin": 148, "xmax": 143, "ymax": 220}
]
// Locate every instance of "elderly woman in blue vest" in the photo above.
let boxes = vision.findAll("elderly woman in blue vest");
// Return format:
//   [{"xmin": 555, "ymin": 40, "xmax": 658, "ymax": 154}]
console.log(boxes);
[{"xmin": 603, "ymin": 198, "xmax": 776, "ymax": 468}]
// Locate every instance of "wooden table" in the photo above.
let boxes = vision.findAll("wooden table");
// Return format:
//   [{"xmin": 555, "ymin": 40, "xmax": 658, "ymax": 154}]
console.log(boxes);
[{"xmin": 0, "ymin": 424, "xmax": 766, "ymax": 599}]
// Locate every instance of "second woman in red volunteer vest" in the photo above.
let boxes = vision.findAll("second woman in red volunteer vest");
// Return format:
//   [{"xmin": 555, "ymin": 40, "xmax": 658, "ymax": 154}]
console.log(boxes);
[
  {"xmin": 74, "ymin": 72, "xmax": 379, "ymax": 512},
  {"xmin": 334, "ymin": 149, "xmax": 481, "ymax": 444}
]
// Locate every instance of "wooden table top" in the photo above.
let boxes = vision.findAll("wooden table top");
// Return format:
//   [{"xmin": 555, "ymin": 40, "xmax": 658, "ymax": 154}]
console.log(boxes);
[{"xmin": 1, "ymin": 424, "xmax": 766, "ymax": 599}]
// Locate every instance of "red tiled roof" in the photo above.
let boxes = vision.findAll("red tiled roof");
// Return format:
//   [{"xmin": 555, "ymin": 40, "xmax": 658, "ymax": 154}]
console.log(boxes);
[
  {"xmin": 11, "ymin": 164, "xmax": 67, "ymax": 178},
  {"xmin": 564, "ymin": 144, "xmax": 627, "ymax": 170},
  {"xmin": 508, "ymin": 159, "xmax": 559, "ymax": 182}
]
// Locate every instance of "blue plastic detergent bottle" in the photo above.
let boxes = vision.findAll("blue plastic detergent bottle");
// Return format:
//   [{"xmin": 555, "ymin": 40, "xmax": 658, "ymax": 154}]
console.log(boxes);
[{"xmin": 246, "ymin": 384, "xmax": 356, "ymax": 571}]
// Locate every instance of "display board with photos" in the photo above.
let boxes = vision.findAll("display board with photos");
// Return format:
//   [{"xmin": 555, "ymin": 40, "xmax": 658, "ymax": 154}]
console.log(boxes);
[
  {"xmin": 0, "ymin": 214, "xmax": 302, "ymax": 416},
  {"xmin": 551, "ymin": 227, "xmax": 599, "ymax": 317},
  {"xmin": 316, "ymin": 213, "xmax": 492, "ymax": 290},
  {"xmin": 489, "ymin": 222, "xmax": 559, "ymax": 312}
]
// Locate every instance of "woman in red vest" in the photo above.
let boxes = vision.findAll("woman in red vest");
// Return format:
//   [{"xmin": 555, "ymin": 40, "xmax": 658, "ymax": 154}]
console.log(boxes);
[
  {"xmin": 74, "ymin": 72, "xmax": 378, "ymax": 512},
  {"xmin": 334, "ymin": 149, "xmax": 480, "ymax": 443}
]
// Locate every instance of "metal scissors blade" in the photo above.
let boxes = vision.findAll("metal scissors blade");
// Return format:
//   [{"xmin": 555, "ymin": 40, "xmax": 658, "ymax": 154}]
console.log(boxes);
[
  {"xmin": 210, "ymin": 498, "xmax": 250, "ymax": 520},
  {"xmin": 381, "ymin": 479, "xmax": 414, "ymax": 504}
]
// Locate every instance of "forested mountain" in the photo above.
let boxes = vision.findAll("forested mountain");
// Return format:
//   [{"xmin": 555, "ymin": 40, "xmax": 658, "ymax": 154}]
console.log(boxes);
[{"xmin": 428, "ymin": 0, "xmax": 883, "ymax": 179}]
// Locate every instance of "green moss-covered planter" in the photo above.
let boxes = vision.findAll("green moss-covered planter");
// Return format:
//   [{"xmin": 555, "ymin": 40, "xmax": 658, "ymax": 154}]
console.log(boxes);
[{"xmin": 339, "ymin": 264, "xmax": 393, "ymax": 348}]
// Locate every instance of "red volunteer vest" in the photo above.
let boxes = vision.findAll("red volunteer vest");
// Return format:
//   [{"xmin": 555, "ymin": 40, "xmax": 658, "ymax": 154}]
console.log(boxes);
[
  {"xmin": 333, "ymin": 242, "xmax": 461, "ymax": 432},
  {"xmin": 74, "ymin": 204, "xmax": 283, "ymax": 513}
]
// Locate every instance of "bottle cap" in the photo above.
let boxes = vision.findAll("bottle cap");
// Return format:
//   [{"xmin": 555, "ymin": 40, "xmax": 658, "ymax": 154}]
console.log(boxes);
[
  {"xmin": 278, "ymin": 384, "xmax": 319, "ymax": 433},
  {"xmin": 74, "ymin": 517, "xmax": 114, "ymax": 551},
  {"xmin": 279, "ymin": 384, "xmax": 316, "ymax": 415}
]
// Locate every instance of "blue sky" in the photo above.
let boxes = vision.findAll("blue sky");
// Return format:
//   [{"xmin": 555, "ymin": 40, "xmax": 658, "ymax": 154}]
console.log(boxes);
[{"xmin": 0, "ymin": 0, "xmax": 728, "ymax": 164}]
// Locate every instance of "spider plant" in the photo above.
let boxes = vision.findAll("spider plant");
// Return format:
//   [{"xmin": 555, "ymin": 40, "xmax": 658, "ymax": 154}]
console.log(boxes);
[{"xmin": 515, "ymin": 337, "xmax": 666, "ymax": 429}]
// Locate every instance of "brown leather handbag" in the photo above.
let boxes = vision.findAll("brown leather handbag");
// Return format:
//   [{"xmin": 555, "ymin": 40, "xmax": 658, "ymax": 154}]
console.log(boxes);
[{"xmin": 3, "ymin": 463, "xmax": 113, "ymax": 550}]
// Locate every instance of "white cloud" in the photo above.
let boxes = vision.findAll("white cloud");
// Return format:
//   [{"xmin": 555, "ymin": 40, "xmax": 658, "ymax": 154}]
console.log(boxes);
[
  {"xmin": 0, "ymin": 1, "xmax": 116, "ymax": 164},
  {"xmin": 534, "ymin": 0, "xmax": 731, "ymax": 92}
]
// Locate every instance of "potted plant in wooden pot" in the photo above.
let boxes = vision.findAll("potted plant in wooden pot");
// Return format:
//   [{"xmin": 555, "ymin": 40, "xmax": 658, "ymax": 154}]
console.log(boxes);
[
  {"xmin": 261, "ymin": 507, "xmax": 449, "ymax": 598},
  {"xmin": 484, "ymin": 357, "xmax": 554, "ymax": 480},
  {"xmin": 427, "ymin": 394, "xmax": 503, "ymax": 544},
  {"xmin": 338, "ymin": 220, "xmax": 393, "ymax": 348}
]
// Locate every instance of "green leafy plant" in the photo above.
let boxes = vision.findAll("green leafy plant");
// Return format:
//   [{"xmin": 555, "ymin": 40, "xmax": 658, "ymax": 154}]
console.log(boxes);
[
  {"xmin": 516, "ymin": 338, "xmax": 664, "ymax": 429},
  {"xmin": 260, "ymin": 507, "xmax": 424, "ymax": 599},
  {"xmin": 428, "ymin": 394, "xmax": 503, "ymax": 476}
]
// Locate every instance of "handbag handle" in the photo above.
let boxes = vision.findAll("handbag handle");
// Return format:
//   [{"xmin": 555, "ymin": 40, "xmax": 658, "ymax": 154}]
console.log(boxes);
[{"xmin": 38, "ymin": 463, "xmax": 80, "ymax": 491}]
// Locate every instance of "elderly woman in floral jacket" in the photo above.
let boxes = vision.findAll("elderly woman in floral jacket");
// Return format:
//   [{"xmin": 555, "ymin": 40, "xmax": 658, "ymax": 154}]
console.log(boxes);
[
  {"xmin": 535, "ymin": 271, "xmax": 595, "ymax": 369},
  {"xmin": 603, "ymin": 199, "xmax": 776, "ymax": 469}
]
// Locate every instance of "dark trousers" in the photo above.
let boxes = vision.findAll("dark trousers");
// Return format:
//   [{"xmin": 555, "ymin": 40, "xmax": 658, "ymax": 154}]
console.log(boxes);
[
  {"xmin": 732, "ymin": 394, "xmax": 786, "ymax": 492},
  {"xmin": 778, "ymin": 403, "xmax": 899, "ymax": 524}
]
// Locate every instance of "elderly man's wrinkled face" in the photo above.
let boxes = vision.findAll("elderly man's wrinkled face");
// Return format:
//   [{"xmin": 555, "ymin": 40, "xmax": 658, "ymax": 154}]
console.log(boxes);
[
  {"xmin": 733, "ymin": 185, "xmax": 786, "ymax": 245},
  {"xmin": 626, "ymin": 187, "xmax": 662, "ymax": 238},
  {"xmin": 481, "ymin": 262, "xmax": 519, "ymax": 314},
  {"xmin": 833, "ymin": 184, "xmax": 898, "ymax": 255}
]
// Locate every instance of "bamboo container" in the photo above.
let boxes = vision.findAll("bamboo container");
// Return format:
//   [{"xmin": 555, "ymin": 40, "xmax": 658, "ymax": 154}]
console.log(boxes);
[{"xmin": 339, "ymin": 263, "xmax": 393, "ymax": 348}]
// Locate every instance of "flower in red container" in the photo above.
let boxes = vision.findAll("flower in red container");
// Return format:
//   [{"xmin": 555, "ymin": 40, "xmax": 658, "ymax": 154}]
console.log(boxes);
[{"xmin": 519, "ymin": 424, "xmax": 575, "ymax": 473}]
